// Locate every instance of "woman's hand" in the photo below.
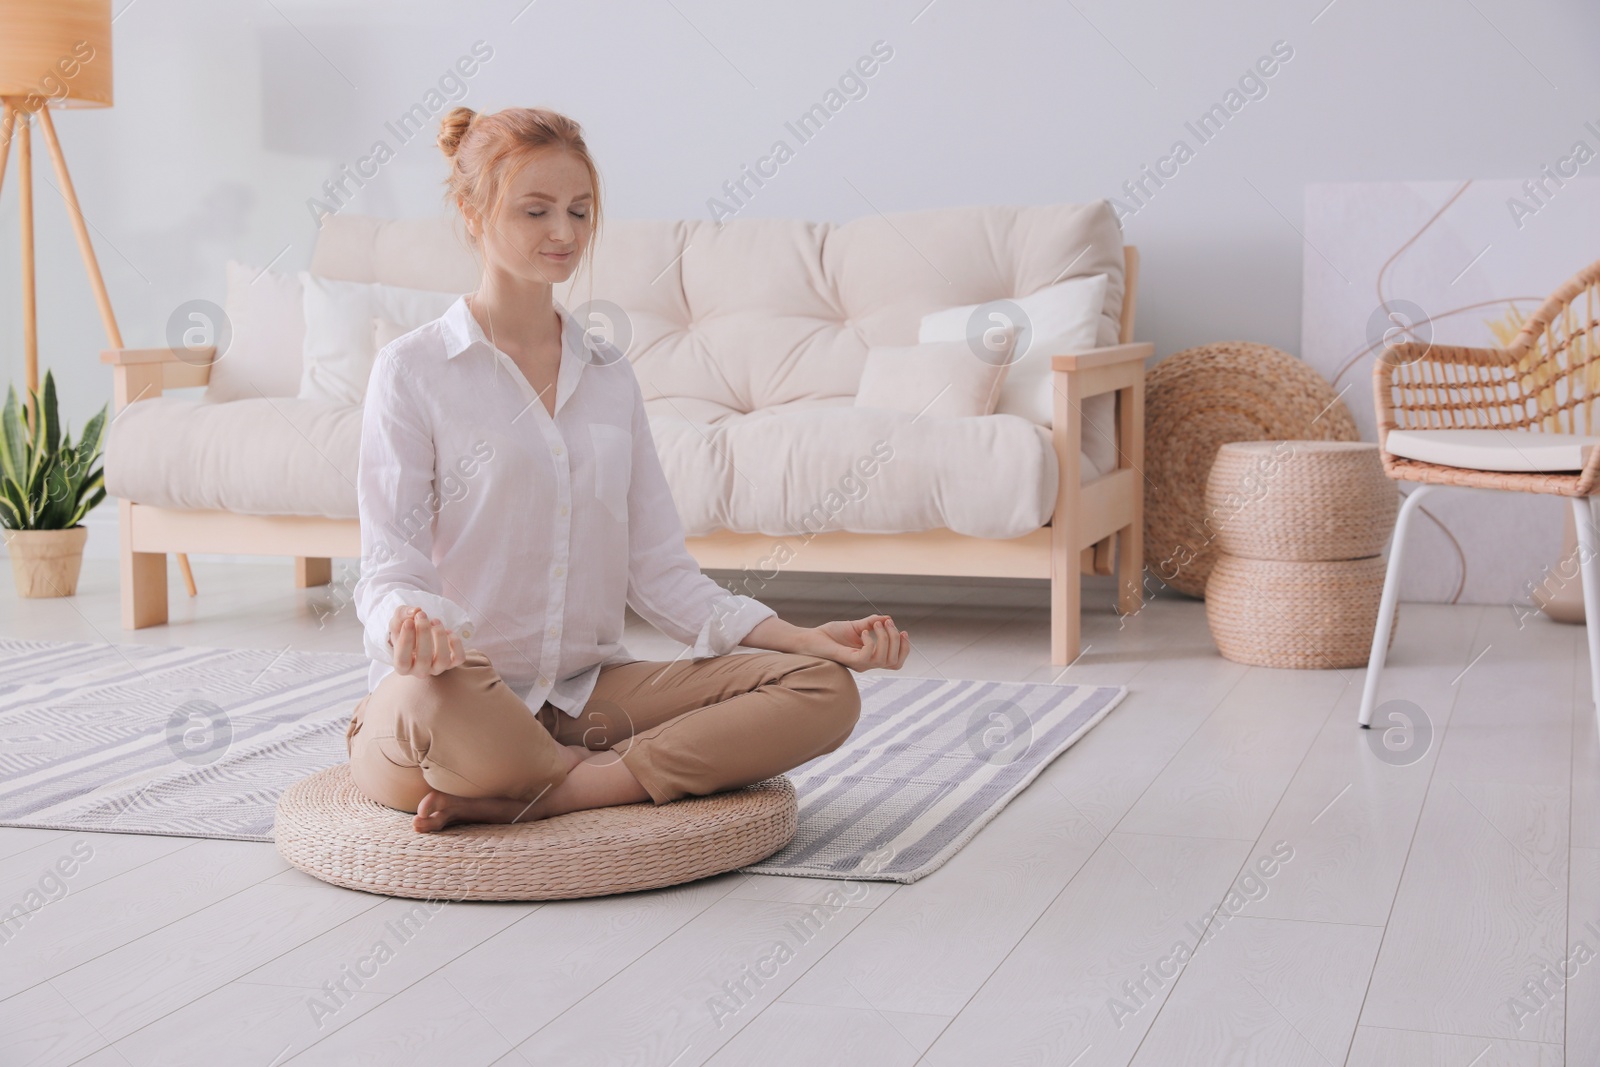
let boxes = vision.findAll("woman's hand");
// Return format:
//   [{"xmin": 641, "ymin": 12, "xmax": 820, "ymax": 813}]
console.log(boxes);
[
  {"xmin": 810, "ymin": 614, "xmax": 910, "ymax": 672},
  {"xmin": 389, "ymin": 606, "xmax": 467, "ymax": 676}
]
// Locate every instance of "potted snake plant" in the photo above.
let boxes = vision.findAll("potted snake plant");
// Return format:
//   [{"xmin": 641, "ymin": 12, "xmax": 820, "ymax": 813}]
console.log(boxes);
[{"xmin": 0, "ymin": 370, "xmax": 107, "ymax": 597}]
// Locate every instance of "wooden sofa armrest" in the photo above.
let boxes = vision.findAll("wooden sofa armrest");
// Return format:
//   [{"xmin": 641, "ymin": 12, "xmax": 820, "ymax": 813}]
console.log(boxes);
[
  {"xmin": 1049, "ymin": 340, "xmax": 1149, "ymax": 479},
  {"xmin": 1050, "ymin": 341, "xmax": 1151, "ymax": 484},
  {"xmin": 101, "ymin": 346, "xmax": 215, "ymax": 410},
  {"xmin": 1049, "ymin": 341, "xmax": 1148, "ymax": 579},
  {"xmin": 1051, "ymin": 342, "xmax": 1154, "ymax": 379}
]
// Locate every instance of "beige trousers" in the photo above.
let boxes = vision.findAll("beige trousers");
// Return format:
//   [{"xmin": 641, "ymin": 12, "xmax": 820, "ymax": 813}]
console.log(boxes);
[{"xmin": 345, "ymin": 649, "xmax": 861, "ymax": 812}]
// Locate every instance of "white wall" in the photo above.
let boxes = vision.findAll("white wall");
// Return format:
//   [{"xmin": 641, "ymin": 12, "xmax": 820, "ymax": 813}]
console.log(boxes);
[{"xmin": 2, "ymin": 0, "xmax": 1596, "ymax": 569}]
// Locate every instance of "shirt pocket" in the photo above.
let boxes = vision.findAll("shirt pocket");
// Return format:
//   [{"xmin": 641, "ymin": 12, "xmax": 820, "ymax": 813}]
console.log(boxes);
[{"xmin": 588, "ymin": 422, "xmax": 633, "ymax": 525}]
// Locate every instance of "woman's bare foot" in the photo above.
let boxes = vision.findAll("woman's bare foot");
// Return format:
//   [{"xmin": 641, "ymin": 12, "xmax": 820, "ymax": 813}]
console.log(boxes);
[
  {"xmin": 412, "ymin": 789, "xmax": 546, "ymax": 832},
  {"xmin": 410, "ymin": 744, "xmax": 592, "ymax": 833},
  {"xmin": 413, "ymin": 790, "xmax": 465, "ymax": 833}
]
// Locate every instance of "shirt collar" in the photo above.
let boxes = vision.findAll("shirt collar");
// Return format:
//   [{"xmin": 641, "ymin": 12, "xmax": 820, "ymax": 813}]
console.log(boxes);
[
  {"xmin": 439, "ymin": 294, "xmax": 478, "ymax": 360},
  {"xmin": 441, "ymin": 293, "xmax": 589, "ymax": 413},
  {"xmin": 441, "ymin": 293, "xmax": 585, "ymax": 359}
]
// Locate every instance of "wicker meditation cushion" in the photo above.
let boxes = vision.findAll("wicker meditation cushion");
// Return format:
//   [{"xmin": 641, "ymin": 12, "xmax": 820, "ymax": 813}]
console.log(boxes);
[{"xmin": 274, "ymin": 763, "xmax": 798, "ymax": 901}]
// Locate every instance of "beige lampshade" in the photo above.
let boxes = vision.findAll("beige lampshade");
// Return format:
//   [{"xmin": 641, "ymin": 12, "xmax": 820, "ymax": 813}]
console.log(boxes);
[{"xmin": 0, "ymin": 0, "xmax": 113, "ymax": 109}]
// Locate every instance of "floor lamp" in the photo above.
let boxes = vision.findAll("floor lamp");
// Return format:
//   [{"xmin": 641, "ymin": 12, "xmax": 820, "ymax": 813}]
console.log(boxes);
[{"xmin": 0, "ymin": 0, "xmax": 196, "ymax": 597}]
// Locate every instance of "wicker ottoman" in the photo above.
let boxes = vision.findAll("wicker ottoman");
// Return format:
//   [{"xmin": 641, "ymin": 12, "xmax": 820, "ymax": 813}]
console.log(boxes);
[
  {"xmin": 1202, "ymin": 441, "xmax": 1399, "ymax": 669},
  {"xmin": 274, "ymin": 763, "xmax": 798, "ymax": 901}
]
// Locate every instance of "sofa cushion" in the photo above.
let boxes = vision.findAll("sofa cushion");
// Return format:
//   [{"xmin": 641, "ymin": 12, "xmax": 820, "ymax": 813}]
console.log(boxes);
[
  {"xmin": 647, "ymin": 401, "xmax": 1086, "ymax": 539},
  {"xmin": 560, "ymin": 204, "xmax": 1122, "ymax": 410},
  {"xmin": 106, "ymin": 395, "xmax": 1086, "ymax": 537},
  {"xmin": 105, "ymin": 396, "xmax": 362, "ymax": 519},
  {"xmin": 310, "ymin": 203, "xmax": 1126, "ymax": 415}
]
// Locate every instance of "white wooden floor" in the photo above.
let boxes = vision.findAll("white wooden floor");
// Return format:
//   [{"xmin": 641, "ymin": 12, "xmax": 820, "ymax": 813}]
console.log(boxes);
[{"xmin": 1, "ymin": 558, "xmax": 1593, "ymax": 1066}]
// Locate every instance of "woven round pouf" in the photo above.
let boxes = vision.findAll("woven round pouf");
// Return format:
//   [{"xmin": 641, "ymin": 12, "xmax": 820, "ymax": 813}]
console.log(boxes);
[
  {"xmin": 1205, "ymin": 441, "xmax": 1399, "ymax": 562},
  {"xmin": 1145, "ymin": 343, "xmax": 1360, "ymax": 597},
  {"xmin": 274, "ymin": 763, "xmax": 797, "ymax": 901},
  {"xmin": 1205, "ymin": 556, "xmax": 1392, "ymax": 669}
]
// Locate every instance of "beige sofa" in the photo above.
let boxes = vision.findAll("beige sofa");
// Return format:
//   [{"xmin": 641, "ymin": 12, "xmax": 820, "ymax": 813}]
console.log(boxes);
[{"xmin": 102, "ymin": 202, "xmax": 1148, "ymax": 663}]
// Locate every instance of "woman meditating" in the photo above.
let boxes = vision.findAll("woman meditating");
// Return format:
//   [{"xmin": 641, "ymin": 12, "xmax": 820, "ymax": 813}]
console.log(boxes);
[{"xmin": 347, "ymin": 105, "xmax": 911, "ymax": 834}]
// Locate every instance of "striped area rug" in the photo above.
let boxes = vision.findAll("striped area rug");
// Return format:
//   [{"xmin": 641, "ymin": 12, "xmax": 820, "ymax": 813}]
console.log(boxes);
[
  {"xmin": 744, "ymin": 673, "xmax": 1125, "ymax": 882},
  {"xmin": 0, "ymin": 638, "xmax": 367, "ymax": 840},
  {"xmin": 0, "ymin": 638, "xmax": 1124, "ymax": 882}
]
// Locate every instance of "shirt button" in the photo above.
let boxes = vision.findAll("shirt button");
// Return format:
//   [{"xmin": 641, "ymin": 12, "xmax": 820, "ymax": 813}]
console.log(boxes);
[
  {"xmin": 548, "ymin": 624, "xmax": 560, "ymax": 637},
  {"xmin": 553, "ymin": 445, "xmax": 563, "ymax": 456},
  {"xmin": 558, "ymin": 505, "xmax": 569, "ymax": 516},
  {"xmin": 554, "ymin": 565, "xmax": 566, "ymax": 576},
  {"xmin": 538, "ymin": 675, "xmax": 549, "ymax": 687}
]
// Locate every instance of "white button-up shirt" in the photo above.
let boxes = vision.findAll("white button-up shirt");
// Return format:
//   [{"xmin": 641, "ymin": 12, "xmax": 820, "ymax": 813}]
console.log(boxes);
[{"xmin": 353, "ymin": 295, "xmax": 778, "ymax": 717}]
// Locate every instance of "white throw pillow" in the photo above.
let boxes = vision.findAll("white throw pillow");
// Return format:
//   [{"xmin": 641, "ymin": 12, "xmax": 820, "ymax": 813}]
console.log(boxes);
[
  {"xmin": 917, "ymin": 273, "xmax": 1108, "ymax": 427},
  {"xmin": 298, "ymin": 275, "xmax": 461, "ymax": 405},
  {"xmin": 204, "ymin": 261, "xmax": 304, "ymax": 403},
  {"xmin": 855, "ymin": 332, "xmax": 1016, "ymax": 420}
]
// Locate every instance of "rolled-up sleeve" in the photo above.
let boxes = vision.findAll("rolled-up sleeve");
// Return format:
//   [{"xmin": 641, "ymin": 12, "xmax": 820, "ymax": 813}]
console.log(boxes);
[
  {"xmin": 621, "ymin": 371, "xmax": 776, "ymax": 658},
  {"xmin": 354, "ymin": 350, "xmax": 477, "ymax": 667}
]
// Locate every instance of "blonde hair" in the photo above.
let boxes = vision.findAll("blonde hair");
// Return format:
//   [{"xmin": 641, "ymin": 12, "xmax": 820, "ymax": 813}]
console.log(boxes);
[{"xmin": 437, "ymin": 105, "xmax": 604, "ymax": 278}]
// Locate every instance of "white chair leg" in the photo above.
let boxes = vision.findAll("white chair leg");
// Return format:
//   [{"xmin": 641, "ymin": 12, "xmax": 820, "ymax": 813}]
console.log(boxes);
[
  {"xmin": 1359, "ymin": 483, "xmax": 1436, "ymax": 728},
  {"xmin": 1570, "ymin": 496, "xmax": 1600, "ymax": 720}
]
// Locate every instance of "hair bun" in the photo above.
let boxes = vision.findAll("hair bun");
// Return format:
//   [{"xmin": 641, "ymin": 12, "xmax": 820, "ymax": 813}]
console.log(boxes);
[{"xmin": 438, "ymin": 107, "xmax": 477, "ymax": 160}]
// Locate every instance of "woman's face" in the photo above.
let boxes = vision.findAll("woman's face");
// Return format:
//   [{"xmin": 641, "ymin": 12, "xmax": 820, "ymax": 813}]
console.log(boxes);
[{"xmin": 468, "ymin": 146, "xmax": 594, "ymax": 285}]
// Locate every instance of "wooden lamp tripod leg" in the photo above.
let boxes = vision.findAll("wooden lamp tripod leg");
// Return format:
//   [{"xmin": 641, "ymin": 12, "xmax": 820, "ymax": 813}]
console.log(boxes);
[
  {"xmin": 17, "ymin": 107, "xmax": 37, "ymax": 418},
  {"xmin": 174, "ymin": 547, "xmax": 196, "ymax": 598},
  {"xmin": 30, "ymin": 103, "xmax": 198, "ymax": 601},
  {"xmin": 0, "ymin": 102, "xmax": 14, "ymax": 195}
]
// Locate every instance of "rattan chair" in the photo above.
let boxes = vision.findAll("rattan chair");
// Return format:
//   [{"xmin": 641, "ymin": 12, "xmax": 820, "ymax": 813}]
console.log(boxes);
[{"xmin": 1360, "ymin": 259, "xmax": 1600, "ymax": 730}]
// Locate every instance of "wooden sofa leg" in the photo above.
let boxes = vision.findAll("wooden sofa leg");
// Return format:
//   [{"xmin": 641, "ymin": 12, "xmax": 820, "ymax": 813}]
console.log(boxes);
[
  {"xmin": 119, "ymin": 499, "xmax": 168, "ymax": 629},
  {"xmin": 1114, "ymin": 372, "xmax": 1145, "ymax": 619},
  {"xmin": 1051, "ymin": 525, "xmax": 1081, "ymax": 666},
  {"xmin": 122, "ymin": 551, "xmax": 168, "ymax": 628},
  {"xmin": 1091, "ymin": 536, "xmax": 1115, "ymax": 576},
  {"xmin": 1116, "ymin": 521, "xmax": 1143, "ymax": 616},
  {"xmin": 296, "ymin": 557, "xmax": 333, "ymax": 588}
]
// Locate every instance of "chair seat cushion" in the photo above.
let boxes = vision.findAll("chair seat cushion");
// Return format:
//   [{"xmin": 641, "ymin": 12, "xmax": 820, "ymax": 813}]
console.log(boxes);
[
  {"xmin": 1385, "ymin": 428, "xmax": 1600, "ymax": 473},
  {"xmin": 273, "ymin": 763, "xmax": 797, "ymax": 901}
]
